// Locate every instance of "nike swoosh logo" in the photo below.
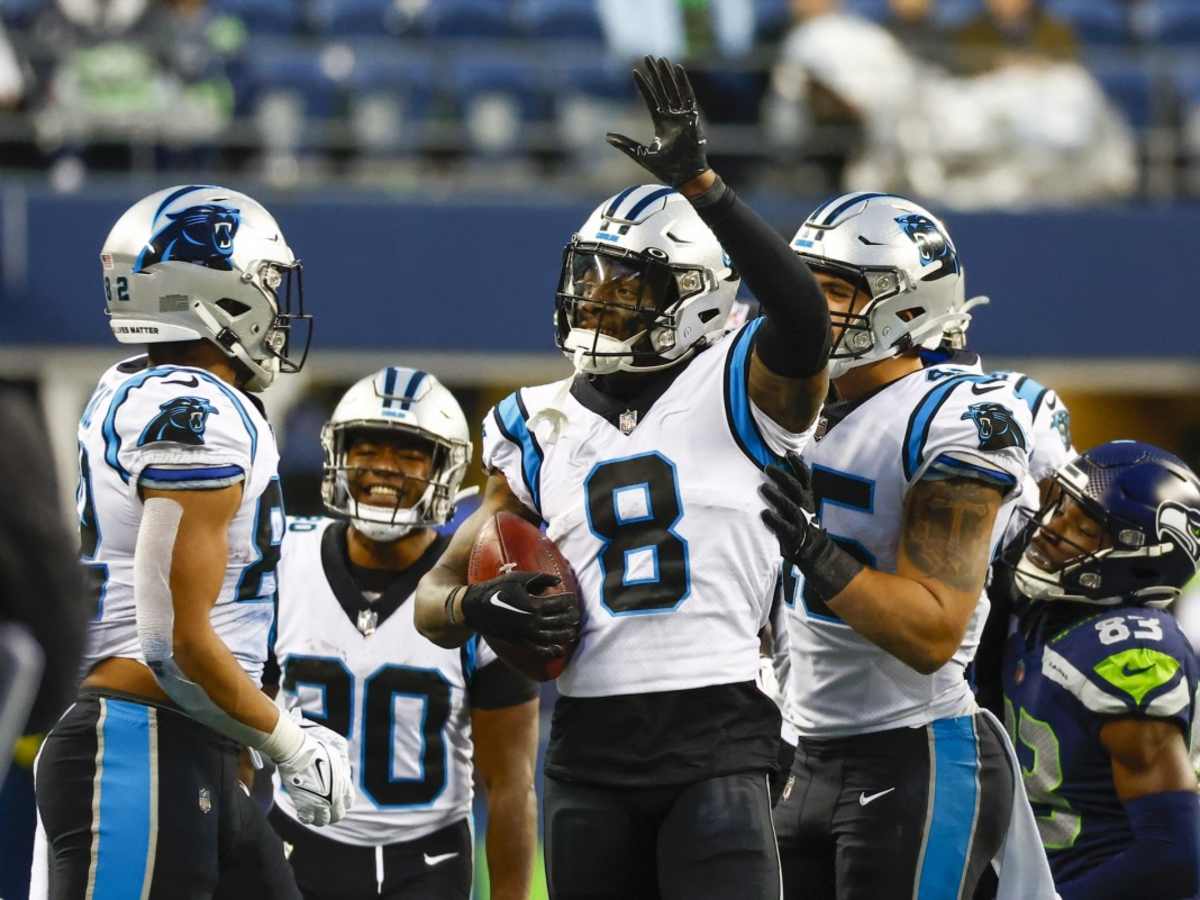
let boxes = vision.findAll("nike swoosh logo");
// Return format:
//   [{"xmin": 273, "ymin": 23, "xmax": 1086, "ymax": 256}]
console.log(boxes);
[
  {"xmin": 971, "ymin": 383, "xmax": 1005, "ymax": 395},
  {"xmin": 1122, "ymin": 664, "xmax": 1154, "ymax": 677},
  {"xmin": 488, "ymin": 591, "xmax": 531, "ymax": 616},
  {"xmin": 424, "ymin": 851, "xmax": 459, "ymax": 867},
  {"xmin": 314, "ymin": 757, "xmax": 327, "ymax": 787},
  {"xmin": 163, "ymin": 376, "xmax": 199, "ymax": 387},
  {"xmin": 859, "ymin": 787, "xmax": 896, "ymax": 806}
]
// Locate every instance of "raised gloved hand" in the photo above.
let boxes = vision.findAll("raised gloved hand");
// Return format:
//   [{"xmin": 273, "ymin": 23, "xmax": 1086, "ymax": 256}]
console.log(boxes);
[
  {"xmin": 275, "ymin": 713, "xmax": 355, "ymax": 827},
  {"xmin": 457, "ymin": 571, "xmax": 580, "ymax": 658},
  {"xmin": 760, "ymin": 452, "xmax": 864, "ymax": 603},
  {"xmin": 606, "ymin": 55, "xmax": 710, "ymax": 188}
]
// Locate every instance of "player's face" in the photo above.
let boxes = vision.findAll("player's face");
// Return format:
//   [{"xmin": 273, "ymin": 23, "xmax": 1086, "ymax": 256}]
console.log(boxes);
[
  {"xmin": 345, "ymin": 431, "xmax": 434, "ymax": 511},
  {"xmin": 1026, "ymin": 491, "xmax": 1112, "ymax": 573},
  {"xmin": 814, "ymin": 270, "xmax": 868, "ymax": 345},
  {"xmin": 567, "ymin": 253, "xmax": 670, "ymax": 341}
]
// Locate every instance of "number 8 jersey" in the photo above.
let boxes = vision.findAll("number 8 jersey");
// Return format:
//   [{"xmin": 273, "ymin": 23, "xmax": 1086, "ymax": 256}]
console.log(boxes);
[
  {"xmin": 77, "ymin": 356, "xmax": 282, "ymax": 682},
  {"xmin": 482, "ymin": 320, "xmax": 814, "ymax": 784}
]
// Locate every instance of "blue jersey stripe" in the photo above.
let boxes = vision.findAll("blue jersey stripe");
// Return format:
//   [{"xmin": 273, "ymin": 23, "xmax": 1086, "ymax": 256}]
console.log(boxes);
[
  {"xmin": 723, "ymin": 318, "xmax": 781, "ymax": 471},
  {"xmin": 902, "ymin": 375, "xmax": 971, "ymax": 482},
  {"xmin": 140, "ymin": 464, "xmax": 245, "ymax": 483},
  {"xmin": 1012, "ymin": 375, "xmax": 1048, "ymax": 418},
  {"xmin": 625, "ymin": 187, "xmax": 675, "ymax": 222},
  {"xmin": 93, "ymin": 699, "xmax": 153, "ymax": 900},
  {"xmin": 102, "ymin": 367, "xmax": 258, "ymax": 483},
  {"xmin": 917, "ymin": 716, "xmax": 980, "ymax": 900},
  {"xmin": 495, "ymin": 393, "xmax": 543, "ymax": 512},
  {"xmin": 605, "ymin": 185, "xmax": 639, "ymax": 219},
  {"xmin": 926, "ymin": 454, "xmax": 1016, "ymax": 490}
]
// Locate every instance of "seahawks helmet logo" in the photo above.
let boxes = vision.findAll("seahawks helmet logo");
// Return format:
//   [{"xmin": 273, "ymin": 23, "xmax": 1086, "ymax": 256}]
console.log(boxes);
[
  {"xmin": 962, "ymin": 402, "xmax": 1026, "ymax": 452},
  {"xmin": 1157, "ymin": 501, "xmax": 1200, "ymax": 566},
  {"xmin": 135, "ymin": 204, "xmax": 240, "ymax": 272},
  {"xmin": 138, "ymin": 396, "xmax": 218, "ymax": 446},
  {"xmin": 895, "ymin": 214, "xmax": 959, "ymax": 275}
]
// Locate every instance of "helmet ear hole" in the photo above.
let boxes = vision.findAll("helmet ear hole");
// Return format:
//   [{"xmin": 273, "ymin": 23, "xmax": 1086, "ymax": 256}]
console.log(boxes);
[
  {"xmin": 215, "ymin": 298, "xmax": 251, "ymax": 317},
  {"xmin": 697, "ymin": 308, "xmax": 722, "ymax": 324},
  {"xmin": 897, "ymin": 307, "xmax": 924, "ymax": 322}
]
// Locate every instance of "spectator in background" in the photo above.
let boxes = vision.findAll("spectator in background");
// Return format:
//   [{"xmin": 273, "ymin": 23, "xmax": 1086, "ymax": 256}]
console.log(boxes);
[
  {"xmin": 884, "ymin": 0, "xmax": 950, "ymax": 68},
  {"xmin": 955, "ymin": 0, "xmax": 1079, "ymax": 74},
  {"xmin": 0, "ymin": 23, "xmax": 26, "ymax": 110}
]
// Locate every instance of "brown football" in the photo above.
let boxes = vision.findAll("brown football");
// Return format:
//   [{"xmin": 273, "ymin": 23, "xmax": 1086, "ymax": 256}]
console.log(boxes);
[{"xmin": 467, "ymin": 511, "xmax": 580, "ymax": 681}]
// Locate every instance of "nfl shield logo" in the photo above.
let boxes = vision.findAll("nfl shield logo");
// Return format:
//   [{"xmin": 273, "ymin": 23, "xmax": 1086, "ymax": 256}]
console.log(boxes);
[
  {"xmin": 357, "ymin": 608, "xmax": 378, "ymax": 637},
  {"xmin": 619, "ymin": 409, "xmax": 638, "ymax": 435},
  {"xmin": 198, "ymin": 787, "xmax": 212, "ymax": 814}
]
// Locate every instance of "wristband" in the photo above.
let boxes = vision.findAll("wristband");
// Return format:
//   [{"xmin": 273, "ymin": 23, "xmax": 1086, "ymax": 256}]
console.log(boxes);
[
  {"xmin": 687, "ymin": 174, "xmax": 728, "ymax": 209},
  {"xmin": 445, "ymin": 586, "xmax": 463, "ymax": 627},
  {"xmin": 259, "ymin": 708, "xmax": 305, "ymax": 765}
]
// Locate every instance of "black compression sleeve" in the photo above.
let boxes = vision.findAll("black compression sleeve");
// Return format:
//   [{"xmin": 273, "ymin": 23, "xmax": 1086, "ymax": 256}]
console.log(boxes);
[
  {"xmin": 469, "ymin": 659, "xmax": 539, "ymax": 710},
  {"xmin": 692, "ymin": 181, "xmax": 831, "ymax": 377}
]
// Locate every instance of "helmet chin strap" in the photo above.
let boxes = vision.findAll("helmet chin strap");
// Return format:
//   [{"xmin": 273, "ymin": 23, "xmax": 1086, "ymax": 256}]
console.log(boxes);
[
  {"xmin": 1014, "ymin": 553, "xmax": 1124, "ymax": 606},
  {"xmin": 191, "ymin": 301, "xmax": 276, "ymax": 390},
  {"xmin": 351, "ymin": 517, "xmax": 416, "ymax": 543}
]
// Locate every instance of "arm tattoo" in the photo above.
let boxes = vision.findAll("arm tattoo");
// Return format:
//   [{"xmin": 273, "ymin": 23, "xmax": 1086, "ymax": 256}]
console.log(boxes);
[
  {"xmin": 747, "ymin": 352, "xmax": 828, "ymax": 434},
  {"xmin": 901, "ymin": 477, "xmax": 1003, "ymax": 594}
]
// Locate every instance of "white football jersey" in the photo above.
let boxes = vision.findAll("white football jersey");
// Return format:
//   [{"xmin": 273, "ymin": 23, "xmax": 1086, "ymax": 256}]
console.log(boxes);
[
  {"xmin": 77, "ymin": 356, "xmax": 282, "ymax": 682},
  {"xmin": 784, "ymin": 362, "xmax": 1034, "ymax": 737},
  {"xmin": 271, "ymin": 517, "xmax": 515, "ymax": 845},
  {"xmin": 482, "ymin": 319, "xmax": 815, "ymax": 699}
]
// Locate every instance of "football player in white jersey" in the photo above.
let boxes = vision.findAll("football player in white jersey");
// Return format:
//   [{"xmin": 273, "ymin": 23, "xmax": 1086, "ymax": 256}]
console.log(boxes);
[
  {"xmin": 415, "ymin": 58, "xmax": 832, "ymax": 900},
  {"xmin": 33, "ymin": 186, "xmax": 353, "ymax": 900},
  {"xmin": 264, "ymin": 368, "xmax": 540, "ymax": 900},
  {"xmin": 761, "ymin": 193, "xmax": 1045, "ymax": 899}
]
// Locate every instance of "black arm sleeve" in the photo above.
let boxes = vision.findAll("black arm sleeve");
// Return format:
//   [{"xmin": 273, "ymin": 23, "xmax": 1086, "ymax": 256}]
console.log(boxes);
[
  {"xmin": 0, "ymin": 388, "xmax": 87, "ymax": 732},
  {"xmin": 692, "ymin": 183, "xmax": 831, "ymax": 377}
]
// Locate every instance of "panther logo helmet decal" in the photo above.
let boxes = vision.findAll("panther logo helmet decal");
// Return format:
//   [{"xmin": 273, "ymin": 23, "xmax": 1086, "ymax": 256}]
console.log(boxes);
[
  {"xmin": 134, "ymin": 204, "xmax": 241, "ymax": 273},
  {"xmin": 138, "ymin": 395, "xmax": 219, "ymax": 447}
]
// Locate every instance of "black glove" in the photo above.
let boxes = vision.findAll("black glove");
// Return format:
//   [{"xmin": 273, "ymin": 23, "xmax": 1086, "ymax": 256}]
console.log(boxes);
[
  {"xmin": 605, "ymin": 56, "xmax": 710, "ymax": 188},
  {"xmin": 759, "ymin": 452, "xmax": 864, "ymax": 604},
  {"xmin": 458, "ymin": 571, "xmax": 581, "ymax": 658}
]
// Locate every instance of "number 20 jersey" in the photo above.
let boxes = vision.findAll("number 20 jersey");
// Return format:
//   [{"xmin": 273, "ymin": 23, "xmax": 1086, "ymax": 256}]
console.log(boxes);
[
  {"xmin": 77, "ymin": 357, "xmax": 282, "ymax": 682},
  {"xmin": 783, "ymin": 363, "xmax": 1034, "ymax": 737},
  {"xmin": 1003, "ymin": 605, "xmax": 1200, "ymax": 883},
  {"xmin": 482, "ymin": 320, "xmax": 813, "ymax": 700},
  {"xmin": 271, "ymin": 518, "xmax": 508, "ymax": 844}
]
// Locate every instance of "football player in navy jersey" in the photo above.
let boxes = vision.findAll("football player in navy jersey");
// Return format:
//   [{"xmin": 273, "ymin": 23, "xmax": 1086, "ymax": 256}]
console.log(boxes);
[
  {"xmin": 415, "ymin": 57, "xmax": 832, "ymax": 899},
  {"xmin": 999, "ymin": 440, "xmax": 1200, "ymax": 900}
]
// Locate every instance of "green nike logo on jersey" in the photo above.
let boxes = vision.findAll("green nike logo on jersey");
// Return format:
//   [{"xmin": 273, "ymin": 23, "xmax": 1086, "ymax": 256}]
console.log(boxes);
[{"xmin": 1094, "ymin": 648, "xmax": 1180, "ymax": 707}]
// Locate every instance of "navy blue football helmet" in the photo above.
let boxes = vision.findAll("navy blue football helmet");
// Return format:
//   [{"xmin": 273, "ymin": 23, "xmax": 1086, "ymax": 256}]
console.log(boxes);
[{"xmin": 1012, "ymin": 440, "xmax": 1200, "ymax": 608}]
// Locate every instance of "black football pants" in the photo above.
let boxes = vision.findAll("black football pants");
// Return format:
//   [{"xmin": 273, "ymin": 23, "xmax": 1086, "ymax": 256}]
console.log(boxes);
[
  {"xmin": 544, "ymin": 771, "xmax": 781, "ymax": 900},
  {"xmin": 773, "ymin": 712, "xmax": 1013, "ymax": 900},
  {"xmin": 34, "ymin": 689, "xmax": 299, "ymax": 900}
]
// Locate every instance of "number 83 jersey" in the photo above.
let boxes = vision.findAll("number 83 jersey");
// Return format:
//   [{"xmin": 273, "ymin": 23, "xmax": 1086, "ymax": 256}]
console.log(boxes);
[
  {"xmin": 1003, "ymin": 605, "xmax": 1200, "ymax": 883},
  {"xmin": 482, "ymin": 320, "xmax": 813, "ymax": 700},
  {"xmin": 77, "ymin": 356, "xmax": 282, "ymax": 682}
]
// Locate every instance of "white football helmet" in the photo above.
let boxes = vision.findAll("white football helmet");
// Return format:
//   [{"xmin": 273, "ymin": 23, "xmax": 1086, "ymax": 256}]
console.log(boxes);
[
  {"xmin": 321, "ymin": 368, "xmax": 472, "ymax": 542},
  {"xmin": 790, "ymin": 192, "xmax": 974, "ymax": 379},
  {"xmin": 100, "ymin": 184, "xmax": 311, "ymax": 391},
  {"xmin": 555, "ymin": 184, "xmax": 740, "ymax": 375}
]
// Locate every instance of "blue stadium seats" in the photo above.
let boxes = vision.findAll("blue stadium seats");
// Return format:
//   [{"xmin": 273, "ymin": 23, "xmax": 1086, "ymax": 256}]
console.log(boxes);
[
  {"xmin": 240, "ymin": 47, "xmax": 342, "ymax": 152},
  {"xmin": 555, "ymin": 56, "xmax": 634, "ymax": 102},
  {"xmin": 1092, "ymin": 62, "xmax": 1156, "ymax": 131},
  {"xmin": 845, "ymin": 0, "xmax": 889, "ymax": 22},
  {"xmin": 424, "ymin": 0, "xmax": 518, "ymax": 39},
  {"xmin": 213, "ymin": 0, "xmax": 302, "ymax": 35},
  {"xmin": 312, "ymin": 0, "xmax": 414, "ymax": 37},
  {"xmin": 935, "ymin": 0, "xmax": 982, "ymax": 28},
  {"xmin": 346, "ymin": 53, "xmax": 436, "ymax": 153},
  {"xmin": 1047, "ymin": 0, "xmax": 1129, "ymax": 46},
  {"xmin": 753, "ymin": 0, "xmax": 789, "ymax": 40},
  {"xmin": 517, "ymin": 0, "xmax": 604, "ymax": 43},
  {"xmin": 1145, "ymin": 0, "xmax": 1200, "ymax": 46},
  {"xmin": 449, "ymin": 54, "xmax": 548, "ymax": 155}
]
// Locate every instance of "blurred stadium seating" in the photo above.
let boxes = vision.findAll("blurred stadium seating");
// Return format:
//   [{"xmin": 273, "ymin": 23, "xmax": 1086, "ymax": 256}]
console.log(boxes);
[{"xmin": 0, "ymin": 0, "xmax": 1198, "ymax": 199}]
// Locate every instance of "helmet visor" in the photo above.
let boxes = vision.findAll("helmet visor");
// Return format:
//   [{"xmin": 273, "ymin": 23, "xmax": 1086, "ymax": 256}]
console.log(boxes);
[{"xmin": 557, "ymin": 248, "xmax": 680, "ymax": 343}]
